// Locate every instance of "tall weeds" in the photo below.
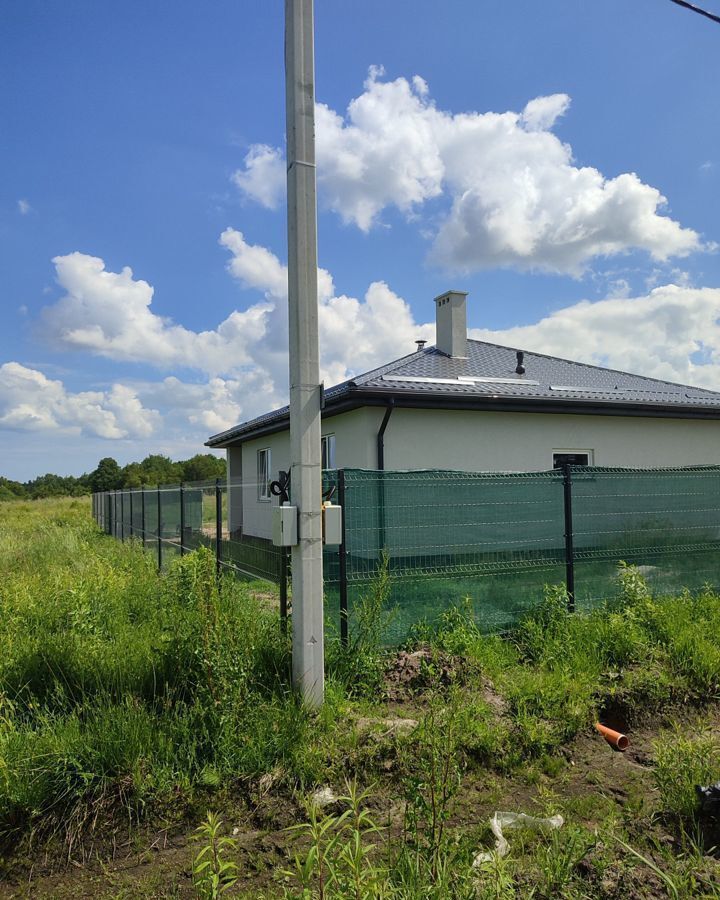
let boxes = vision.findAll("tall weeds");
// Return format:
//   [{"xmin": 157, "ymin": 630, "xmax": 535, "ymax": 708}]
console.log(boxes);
[{"xmin": 0, "ymin": 500, "xmax": 306, "ymax": 847}]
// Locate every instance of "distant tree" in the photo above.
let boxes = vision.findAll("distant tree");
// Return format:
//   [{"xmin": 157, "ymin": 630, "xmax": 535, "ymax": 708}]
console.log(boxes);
[
  {"xmin": 27, "ymin": 473, "xmax": 88, "ymax": 499},
  {"xmin": 2, "ymin": 449, "xmax": 227, "ymax": 501},
  {"xmin": 89, "ymin": 457, "xmax": 123, "ymax": 492},
  {"xmin": 0, "ymin": 477, "xmax": 27, "ymax": 501},
  {"xmin": 180, "ymin": 453, "xmax": 227, "ymax": 482},
  {"xmin": 136, "ymin": 454, "xmax": 183, "ymax": 486},
  {"xmin": 120, "ymin": 462, "xmax": 145, "ymax": 488}
]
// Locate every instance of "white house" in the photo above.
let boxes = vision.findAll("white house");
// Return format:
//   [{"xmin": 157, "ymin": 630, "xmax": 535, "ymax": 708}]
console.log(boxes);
[{"xmin": 206, "ymin": 291, "xmax": 720, "ymax": 539}]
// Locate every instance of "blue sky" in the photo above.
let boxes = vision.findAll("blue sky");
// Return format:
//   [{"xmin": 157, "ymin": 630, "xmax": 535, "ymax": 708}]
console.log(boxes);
[{"xmin": 1, "ymin": 0, "xmax": 719, "ymax": 480}]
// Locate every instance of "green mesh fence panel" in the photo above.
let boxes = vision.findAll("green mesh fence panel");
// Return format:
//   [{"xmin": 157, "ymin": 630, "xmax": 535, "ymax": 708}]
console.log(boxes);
[
  {"xmin": 144, "ymin": 489, "xmax": 159, "ymax": 544},
  {"xmin": 119, "ymin": 492, "xmax": 128, "ymax": 537},
  {"xmin": 130, "ymin": 491, "xmax": 143, "ymax": 539},
  {"xmin": 113, "ymin": 493, "xmax": 118, "ymax": 537},
  {"xmin": 571, "ymin": 466, "xmax": 720, "ymax": 610},
  {"xmin": 322, "ymin": 470, "xmax": 341, "ymax": 633},
  {"xmin": 180, "ymin": 486, "xmax": 203, "ymax": 550},
  {"xmin": 182, "ymin": 486, "xmax": 213, "ymax": 552},
  {"xmin": 215, "ymin": 483, "xmax": 284, "ymax": 583},
  {"xmin": 159, "ymin": 486, "xmax": 181, "ymax": 541},
  {"xmin": 327, "ymin": 468, "xmax": 566, "ymax": 641},
  {"xmin": 102, "ymin": 494, "xmax": 110, "ymax": 534}
]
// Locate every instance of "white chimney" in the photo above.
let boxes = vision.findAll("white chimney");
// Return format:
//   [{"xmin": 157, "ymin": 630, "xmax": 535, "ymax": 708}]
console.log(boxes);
[{"xmin": 434, "ymin": 290, "xmax": 468, "ymax": 358}]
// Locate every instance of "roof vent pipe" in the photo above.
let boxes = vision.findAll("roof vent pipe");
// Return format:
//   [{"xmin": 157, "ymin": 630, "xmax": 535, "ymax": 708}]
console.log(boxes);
[
  {"xmin": 434, "ymin": 290, "xmax": 468, "ymax": 358},
  {"xmin": 415, "ymin": 340, "xmax": 427, "ymax": 352},
  {"xmin": 515, "ymin": 351, "xmax": 525, "ymax": 375}
]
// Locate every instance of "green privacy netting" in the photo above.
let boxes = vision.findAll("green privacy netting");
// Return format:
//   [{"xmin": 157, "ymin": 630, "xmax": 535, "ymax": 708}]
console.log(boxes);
[
  {"xmin": 96, "ymin": 466, "xmax": 720, "ymax": 644},
  {"xmin": 323, "ymin": 467, "xmax": 720, "ymax": 641}
]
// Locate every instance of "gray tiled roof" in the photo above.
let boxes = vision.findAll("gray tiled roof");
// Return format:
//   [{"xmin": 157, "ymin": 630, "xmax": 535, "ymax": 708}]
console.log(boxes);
[{"xmin": 206, "ymin": 340, "xmax": 720, "ymax": 446}]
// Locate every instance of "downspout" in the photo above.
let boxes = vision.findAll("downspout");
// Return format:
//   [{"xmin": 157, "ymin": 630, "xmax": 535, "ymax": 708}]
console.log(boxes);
[
  {"xmin": 376, "ymin": 398, "xmax": 395, "ymax": 470},
  {"xmin": 376, "ymin": 399, "xmax": 394, "ymax": 555}
]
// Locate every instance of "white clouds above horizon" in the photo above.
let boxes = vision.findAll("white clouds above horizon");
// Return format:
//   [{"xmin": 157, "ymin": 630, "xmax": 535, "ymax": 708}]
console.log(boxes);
[
  {"xmin": 7, "ymin": 236, "xmax": 720, "ymax": 451},
  {"xmin": 25, "ymin": 240, "xmax": 432, "ymax": 441},
  {"xmin": 232, "ymin": 68, "xmax": 707, "ymax": 275},
  {"xmin": 0, "ymin": 362, "xmax": 158, "ymax": 439}
]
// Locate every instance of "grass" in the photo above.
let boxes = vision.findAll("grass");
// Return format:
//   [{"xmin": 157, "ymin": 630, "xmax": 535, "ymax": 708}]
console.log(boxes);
[
  {"xmin": 3, "ymin": 497, "xmax": 720, "ymax": 898},
  {"xmin": 0, "ymin": 497, "xmax": 318, "ymax": 848}
]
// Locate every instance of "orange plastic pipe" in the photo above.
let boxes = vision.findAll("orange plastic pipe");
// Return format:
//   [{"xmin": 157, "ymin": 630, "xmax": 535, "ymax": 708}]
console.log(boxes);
[{"xmin": 595, "ymin": 722, "xmax": 629, "ymax": 751}]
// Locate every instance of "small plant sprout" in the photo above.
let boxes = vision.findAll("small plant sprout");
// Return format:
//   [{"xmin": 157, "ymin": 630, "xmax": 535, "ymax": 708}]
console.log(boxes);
[{"xmin": 192, "ymin": 812, "xmax": 239, "ymax": 899}]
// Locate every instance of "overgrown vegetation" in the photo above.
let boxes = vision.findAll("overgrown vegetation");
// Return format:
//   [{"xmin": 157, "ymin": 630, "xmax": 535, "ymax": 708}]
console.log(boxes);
[
  {"xmin": 0, "ymin": 497, "xmax": 312, "ymax": 848},
  {"xmin": 3, "ymin": 497, "xmax": 720, "ymax": 897}
]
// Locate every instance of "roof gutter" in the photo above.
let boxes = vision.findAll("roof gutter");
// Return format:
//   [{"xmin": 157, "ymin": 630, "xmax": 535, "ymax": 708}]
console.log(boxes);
[
  {"xmin": 352, "ymin": 389, "xmax": 720, "ymax": 420},
  {"xmin": 376, "ymin": 398, "xmax": 395, "ymax": 470},
  {"xmin": 206, "ymin": 386, "xmax": 720, "ymax": 448}
]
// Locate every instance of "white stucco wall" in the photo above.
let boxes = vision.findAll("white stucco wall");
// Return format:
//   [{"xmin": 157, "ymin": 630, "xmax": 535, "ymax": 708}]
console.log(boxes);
[
  {"xmin": 227, "ymin": 447, "xmax": 243, "ymax": 532},
  {"xmin": 381, "ymin": 409, "xmax": 720, "ymax": 472},
  {"xmin": 229, "ymin": 406, "xmax": 720, "ymax": 537}
]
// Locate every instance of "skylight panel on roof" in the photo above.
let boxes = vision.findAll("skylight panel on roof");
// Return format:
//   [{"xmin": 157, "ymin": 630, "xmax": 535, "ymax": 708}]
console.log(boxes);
[
  {"xmin": 549, "ymin": 385, "xmax": 629, "ymax": 394},
  {"xmin": 457, "ymin": 376, "xmax": 540, "ymax": 385},
  {"xmin": 381, "ymin": 375, "xmax": 465, "ymax": 385},
  {"xmin": 381, "ymin": 375, "xmax": 540, "ymax": 386}
]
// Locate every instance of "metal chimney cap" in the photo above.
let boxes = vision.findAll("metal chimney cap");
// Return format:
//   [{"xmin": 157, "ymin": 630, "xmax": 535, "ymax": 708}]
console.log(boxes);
[
  {"xmin": 515, "ymin": 350, "xmax": 525, "ymax": 375},
  {"xmin": 415, "ymin": 340, "xmax": 427, "ymax": 351}
]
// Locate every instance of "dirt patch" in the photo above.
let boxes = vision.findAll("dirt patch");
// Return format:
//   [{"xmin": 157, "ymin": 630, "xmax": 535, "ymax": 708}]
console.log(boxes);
[
  {"xmin": 383, "ymin": 646, "xmax": 470, "ymax": 700},
  {"xmin": 479, "ymin": 675, "xmax": 509, "ymax": 717}
]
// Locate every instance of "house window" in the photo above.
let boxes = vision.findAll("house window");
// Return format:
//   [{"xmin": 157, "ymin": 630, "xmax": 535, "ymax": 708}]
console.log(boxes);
[
  {"xmin": 553, "ymin": 450, "xmax": 594, "ymax": 469},
  {"xmin": 257, "ymin": 448, "xmax": 271, "ymax": 500},
  {"xmin": 322, "ymin": 434, "xmax": 336, "ymax": 469}
]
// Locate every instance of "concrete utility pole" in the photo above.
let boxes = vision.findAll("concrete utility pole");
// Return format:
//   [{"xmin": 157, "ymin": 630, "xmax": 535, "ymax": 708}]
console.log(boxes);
[{"xmin": 285, "ymin": 0, "xmax": 324, "ymax": 706}]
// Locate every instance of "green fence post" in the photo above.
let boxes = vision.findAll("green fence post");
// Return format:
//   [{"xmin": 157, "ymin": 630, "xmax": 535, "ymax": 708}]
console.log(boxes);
[
  {"xmin": 129, "ymin": 490, "xmax": 134, "ymax": 539},
  {"xmin": 141, "ymin": 486, "xmax": 146, "ymax": 547},
  {"xmin": 179, "ymin": 482, "xmax": 185, "ymax": 556},
  {"xmin": 562, "ymin": 464, "xmax": 576, "ymax": 612},
  {"xmin": 215, "ymin": 478, "xmax": 222, "ymax": 579},
  {"xmin": 120, "ymin": 490, "xmax": 125, "ymax": 541},
  {"xmin": 338, "ymin": 468, "xmax": 349, "ymax": 646},
  {"xmin": 157, "ymin": 486, "xmax": 162, "ymax": 571}
]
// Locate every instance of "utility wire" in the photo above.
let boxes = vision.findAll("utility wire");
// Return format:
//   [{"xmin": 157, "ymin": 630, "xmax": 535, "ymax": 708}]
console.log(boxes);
[{"xmin": 669, "ymin": 0, "xmax": 720, "ymax": 25}]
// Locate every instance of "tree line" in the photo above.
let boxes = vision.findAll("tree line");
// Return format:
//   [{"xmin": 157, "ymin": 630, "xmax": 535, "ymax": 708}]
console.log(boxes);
[{"xmin": 0, "ymin": 454, "xmax": 227, "ymax": 501}]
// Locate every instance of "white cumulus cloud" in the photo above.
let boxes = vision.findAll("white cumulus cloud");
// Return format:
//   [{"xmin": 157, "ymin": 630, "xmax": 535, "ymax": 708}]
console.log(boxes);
[
  {"xmin": 233, "ymin": 69, "xmax": 706, "ymax": 275},
  {"xmin": 41, "ymin": 252, "xmax": 271, "ymax": 377},
  {"xmin": 0, "ymin": 362, "xmax": 159, "ymax": 439},
  {"xmin": 231, "ymin": 144, "xmax": 286, "ymax": 209},
  {"xmin": 34, "ymin": 240, "xmax": 433, "ymax": 439}
]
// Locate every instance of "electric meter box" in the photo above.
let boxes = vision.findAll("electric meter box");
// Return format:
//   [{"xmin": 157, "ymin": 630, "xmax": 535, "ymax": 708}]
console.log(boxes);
[
  {"xmin": 322, "ymin": 503, "xmax": 342, "ymax": 546},
  {"xmin": 272, "ymin": 505, "xmax": 298, "ymax": 547}
]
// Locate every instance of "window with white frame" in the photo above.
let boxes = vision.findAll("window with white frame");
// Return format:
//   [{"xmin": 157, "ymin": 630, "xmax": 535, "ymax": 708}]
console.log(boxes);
[
  {"xmin": 257, "ymin": 448, "xmax": 271, "ymax": 500},
  {"xmin": 321, "ymin": 434, "xmax": 336, "ymax": 470},
  {"xmin": 552, "ymin": 449, "xmax": 594, "ymax": 469}
]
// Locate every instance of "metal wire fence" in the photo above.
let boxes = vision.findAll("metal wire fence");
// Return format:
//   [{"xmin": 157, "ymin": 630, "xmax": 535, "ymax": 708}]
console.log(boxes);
[
  {"xmin": 93, "ymin": 464, "xmax": 720, "ymax": 645},
  {"xmin": 92, "ymin": 479, "xmax": 289, "ymax": 621}
]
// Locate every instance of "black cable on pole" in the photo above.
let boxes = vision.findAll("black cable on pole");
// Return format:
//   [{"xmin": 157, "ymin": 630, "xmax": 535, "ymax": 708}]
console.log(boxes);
[{"xmin": 669, "ymin": 0, "xmax": 720, "ymax": 25}]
